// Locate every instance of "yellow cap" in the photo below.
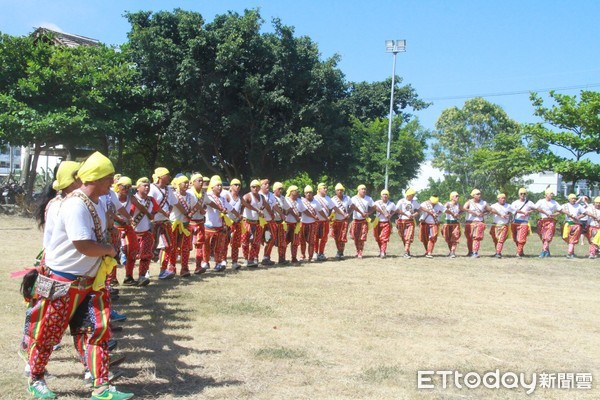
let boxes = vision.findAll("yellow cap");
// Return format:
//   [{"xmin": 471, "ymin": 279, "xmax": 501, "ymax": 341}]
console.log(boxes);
[
  {"xmin": 77, "ymin": 152, "xmax": 115, "ymax": 183},
  {"xmin": 594, "ymin": 196, "xmax": 600, "ymax": 203},
  {"xmin": 449, "ymin": 191, "xmax": 459, "ymax": 199},
  {"xmin": 357, "ymin": 184, "xmax": 366, "ymax": 191},
  {"xmin": 52, "ymin": 161, "xmax": 81, "ymax": 191},
  {"xmin": 202, "ymin": 176, "xmax": 210, "ymax": 182},
  {"xmin": 381, "ymin": 189, "xmax": 390, "ymax": 196},
  {"xmin": 117, "ymin": 176, "xmax": 132, "ymax": 186},
  {"xmin": 136, "ymin": 177, "xmax": 150, "ymax": 187},
  {"xmin": 286, "ymin": 185, "xmax": 299, "ymax": 196},
  {"xmin": 304, "ymin": 185, "xmax": 314, "ymax": 193},
  {"xmin": 209, "ymin": 175, "xmax": 222, "ymax": 190},
  {"xmin": 250, "ymin": 179, "xmax": 261, "ymax": 187},
  {"xmin": 335, "ymin": 183, "xmax": 345, "ymax": 191},
  {"xmin": 430, "ymin": 196, "xmax": 439, "ymax": 205},
  {"xmin": 273, "ymin": 182, "xmax": 284, "ymax": 190},
  {"xmin": 568, "ymin": 193, "xmax": 577, "ymax": 200},
  {"xmin": 518, "ymin": 188, "xmax": 527, "ymax": 195},
  {"xmin": 497, "ymin": 193, "xmax": 506, "ymax": 199},
  {"xmin": 545, "ymin": 188, "xmax": 554, "ymax": 195},
  {"xmin": 190, "ymin": 173, "xmax": 203, "ymax": 183},
  {"xmin": 405, "ymin": 187, "xmax": 416, "ymax": 196},
  {"xmin": 231, "ymin": 178, "xmax": 241, "ymax": 186},
  {"xmin": 470, "ymin": 189, "xmax": 481, "ymax": 196},
  {"xmin": 317, "ymin": 182, "xmax": 327, "ymax": 189}
]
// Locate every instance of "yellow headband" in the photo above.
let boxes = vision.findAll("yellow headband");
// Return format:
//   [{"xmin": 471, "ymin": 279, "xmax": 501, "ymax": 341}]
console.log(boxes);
[
  {"xmin": 77, "ymin": 152, "xmax": 115, "ymax": 184},
  {"xmin": 449, "ymin": 191, "xmax": 459, "ymax": 200},
  {"xmin": 273, "ymin": 182, "xmax": 284, "ymax": 191},
  {"xmin": 209, "ymin": 175, "xmax": 222, "ymax": 190},
  {"xmin": 231, "ymin": 178, "xmax": 241, "ymax": 186},
  {"xmin": 470, "ymin": 189, "xmax": 481, "ymax": 196},
  {"xmin": 286, "ymin": 185, "xmax": 299, "ymax": 196},
  {"xmin": 497, "ymin": 193, "xmax": 506, "ymax": 199},
  {"xmin": 568, "ymin": 193, "xmax": 577, "ymax": 200},
  {"xmin": 545, "ymin": 188, "xmax": 554, "ymax": 195},
  {"xmin": 518, "ymin": 188, "xmax": 527, "ymax": 195},
  {"xmin": 136, "ymin": 177, "xmax": 150, "ymax": 187},
  {"xmin": 52, "ymin": 161, "xmax": 81, "ymax": 191},
  {"xmin": 317, "ymin": 183, "xmax": 327, "ymax": 189},
  {"xmin": 594, "ymin": 196, "xmax": 600, "ymax": 203},
  {"xmin": 304, "ymin": 185, "xmax": 313, "ymax": 193},
  {"xmin": 405, "ymin": 187, "xmax": 416, "ymax": 196},
  {"xmin": 357, "ymin": 184, "xmax": 366, "ymax": 191},
  {"xmin": 335, "ymin": 183, "xmax": 345, "ymax": 191},
  {"xmin": 430, "ymin": 196, "xmax": 439, "ymax": 204},
  {"xmin": 152, "ymin": 167, "xmax": 170, "ymax": 183},
  {"xmin": 190, "ymin": 173, "xmax": 203, "ymax": 183},
  {"xmin": 381, "ymin": 189, "xmax": 390, "ymax": 196},
  {"xmin": 250, "ymin": 179, "xmax": 260, "ymax": 187}
]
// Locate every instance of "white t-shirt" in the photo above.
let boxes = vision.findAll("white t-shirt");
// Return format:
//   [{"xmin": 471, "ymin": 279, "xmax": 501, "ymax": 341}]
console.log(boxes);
[
  {"xmin": 535, "ymin": 199, "xmax": 560, "ymax": 218},
  {"xmin": 170, "ymin": 191, "xmax": 197, "ymax": 224},
  {"xmin": 187, "ymin": 188, "xmax": 206, "ymax": 220},
  {"xmin": 205, "ymin": 193, "xmax": 233, "ymax": 228},
  {"xmin": 374, "ymin": 200, "xmax": 396, "ymax": 222},
  {"xmin": 260, "ymin": 191, "xmax": 277, "ymax": 221},
  {"xmin": 396, "ymin": 198, "xmax": 420, "ymax": 221},
  {"xmin": 331, "ymin": 195, "xmax": 351, "ymax": 221},
  {"xmin": 491, "ymin": 202, "xmax": 514, "ymax": 224},
  {"xmin": 149, "ymin": 183, "xmax": 178, "ymax": 222},
  {"xmin": 273, "ymin": 194, "xmax": 290, "ymax": 222},
  {"xmin": 419, "ymin": 202, "xmax": 445, "ymax": 224},
  {"xmin": 314, "ymin": 194, "xmax": 336, "ymax": 221},
  {"xmin": 465, "ymin": 200, "xmax": 488, "ymax": 222},
  {"xmin": 510, "ymin": 199, "xmax": 535, "ymax": 222},
  {"xmin": 444, "ymin": 202, "xmax": 460, "ymax": 222},
  {"xmin": 132, "ymin": 194, "xmax": 155, "ymax": 233},
  {"xmin": 45, "ymin": 191, "xmax": 107, "ymax": 277},
  {"xmin": 243, "ymin": 193, "xmax": 264, "ymax": 220},
  {"xmin": 299, "ymin": 197, "xmax": 322, "ymax": 224},
  {"xmin": 284, "ymin": 197, "xmax": 302, "ymax": 223},
  {"xmin": 43, "ymin": 196, "xmax": 62, "ymax": 248},
  {"xmin": 562, "ymin": 202, "xmax": 583, "ymax": 223},
  {"xmin": 226, "ymin": 193, "xmax": 243, "ymax": 222},
  {"xmin": 586, "ymin": 206, "xmax": 600, "ymax": 228},
  {"xmin": 351, "ymin": 195, "xmax": 374, "ymax": 220}
]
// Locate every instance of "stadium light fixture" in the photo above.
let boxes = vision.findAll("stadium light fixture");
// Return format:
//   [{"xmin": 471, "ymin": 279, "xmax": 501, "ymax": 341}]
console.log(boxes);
[{"xmin": 384, "ymin": 39, "xmax": 406, "ymax": 190}]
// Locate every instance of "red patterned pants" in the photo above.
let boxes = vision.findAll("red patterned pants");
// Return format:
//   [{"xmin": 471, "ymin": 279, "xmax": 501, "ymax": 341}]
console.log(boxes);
[
  {"xmin": 229, "ymin": 221, "xmax": 242, "ymax": 263},
  {"xmin": 242, "ymin": 221, "xmax": 264, "ymax": 261},
  {"xmin": 135, "ymin": 230, "xmax": 154, "ymax": 277},
  {"xmin": 314, "ymin": 220, "xmax": 330, "ymax": 255},
  {"xmin": 263, "ymin": 221, "xmax": 286, "ymax": 261},
  {"xmin": 118, "ymin": 225, "xmax": 139, "ymax": 275},
  {"xmin": 285, "ymin": 222, "xmax": 300, "ymax": 261},
  {"xmin": 465, "ymin": 221, "xmax": 486, "ymax": 254},
  {"xmin": 373, "ymin": 222, "xmax": 391, "ymax": 254},
  {"xmin": 396, "ymin": 220, "xmax": 415, "ymax": 252},
  {"xmin": 419, "ymin": 222, "xmax": 439, "ymax": 254},
  {"xmin": 168, "ymin": 226, "xmax": 192, "ymax": 275},
  {"xmin": 586, "ymin": 226, "xmax": 599, "ymax": 256},
  {"xmin": 331, "ymin": 220, "xmax": 348, "ymax": 253},
  {"xmin": 490, "ymin": 224, "xmax": 509, "ymax": 254},
  {"xmin": 537, "ymin": 219, "xmax": 557, "ymax": 252},
  {"xmin": 350, "ymin": 219, "xmax": 368, "ymax": 254},
  {"xmin": 189, "ymin": 220, "xmax": 205, "ymax": 266},
  {"xmin": 24, "ymin": 272, "xmax": 111, "ymax": 387},
  {"xmin": 300, "ymin": 222, "xmax": 317, "ymax": 260},
  {"xmin": 441, "ymin": 223, "xmax": 461, "ymax": 252},
  {"xmin": 511, "ymin": 222, "xmax": 529, "ymax": 255},
  {"xmin": 563, "ymin": 223, "xmax": 582, "ymax": 255},
  {"xmin": 205, "ymin": 227, "xmax": 228, "ymax": 264},
  {"xmin": 153, "ymin": 220, "xmax": 175, "ymax": 271}
]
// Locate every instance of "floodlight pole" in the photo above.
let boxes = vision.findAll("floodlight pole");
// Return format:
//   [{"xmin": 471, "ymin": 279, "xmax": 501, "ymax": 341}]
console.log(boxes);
[{"xmin": 385, "ymin": 39, "xmax": 406, "ymax": 190}]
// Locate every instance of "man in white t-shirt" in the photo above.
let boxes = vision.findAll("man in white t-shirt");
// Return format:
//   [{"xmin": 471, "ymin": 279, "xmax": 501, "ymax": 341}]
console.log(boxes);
[
  {"xmin": 299, "ymin": 185, "xmax": 327, "ymax": 262},
  {"xmin": 395, "ymin": 187, "xmax": 420, "ymax": 258},
  {"xmin": 510, "ymin": 188, "xmax": 536, "ymax": 257},
  {"xmin": 349, "ymin": 184, "xmax": 374, "ymax": 259},
  {"xmin": 561, "ymin": 193, "xmax": 584, "ymax": 258},
  {"xmin": 489, "ymin": 193, "xmax": 514, "ymax": 258},
  {"xmin": 373, "ymin": 189, "xmax": 396, "ymax": 258},
  {"xmin": 463, "ymin": 189, "xmax": 493, "ymax": 258},
  {"xmin": 418, "ymin": 195, "xmax": 445, "ymax": 258},
  {"xmin": 149, "ymin": 167, "xmax": 179, "ymax": 279},
  {"xmin": 223, "ymin": 178, "xmax": 244, "ymax": 269},
  {"xmin": 284, "ymin": 185, "xmax": 303, "ymax": 263},
  {"xmin": 330, "ymin": 183, "xmax": 351, "ymax": 259},
  {"xmin": 583, "ymin": 197, "xmax": 600, "ymax": 259},
  {"xmin": 130, "ymin": 177, "xmax": 158, "ymax": 286},
  {"xmin": 23, "ymin": 151, "xmax": 133, "ymax": 400},
  {"xmin": 533, "ymin": 188, "xmax": 561, "ymax": 257}
]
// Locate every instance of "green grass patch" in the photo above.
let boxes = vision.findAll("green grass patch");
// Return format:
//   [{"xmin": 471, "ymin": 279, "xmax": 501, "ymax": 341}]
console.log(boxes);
[
  {"xmin": 254, "ymin": 346, "xmax": 307, "ymax": 360},
  {"xmin": 361, "ymin": 364, "xmax": 401, "ymax": 383}
]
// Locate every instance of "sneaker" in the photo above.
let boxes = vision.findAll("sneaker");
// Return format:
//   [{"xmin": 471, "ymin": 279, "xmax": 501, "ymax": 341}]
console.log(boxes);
[
  {"xmin": 449, "ymin": 252, "xmax": 456, "ymax": 258},
  {"xmin": 357, "ymin": 251, "xmax": 363, "ymax": 259},
  {"xmin": 466, "ymin": 252, "xmax": 473, "ymax": 257},
  {"xmin": 137, "ymin": 276, "xmax": 150, "ymax": 287},
  {"xmin": 425, "ymin": 253, "xmax": 433, "ymax": 259},
  {"xmin": 214, "ymin": 264, "xmax": 226, "ymax": 272},
  {"xmin": 291, "ymin": 258, "xmax": 300, "ymax": 264},
  {"xmin": 180, "ymin": 270, "xmax": 191, "ymax": 277},
  {"xmin": 471, "ymin": 252, "xmax": 479, "ymax": 258},
  {"xmin": 261, "ymin": 257, "xmax": 274, "ymax": 266},
  {"xmin": 318, "ymin": 253, "xmax": 327, "ymax": 261},
  {"xmin": 90, "ymin": 385, "xmax": 133, "ymax": 400},
  {"xmin": 232, "ymin": 262, "xmax": 242, "ymax": 270},
  {"xmin": 122, "ymin": 276, "xmax": 138, "ymax": 286},
  {"xmin": 379, "ymin": 252, "xmax": 385, "ymax": 259},
  {"xmin": 110, "ymin": 310, "xmax": 127, "ymax": 322},
  {"xmin": 539, "ymin": 251, "xmax": 546, "ymax": 258},
  {"xmin": 403, "ymin": 253, "xmax": 411, "ymax": 259},
  {"xmin": 158, "ymin": 270, "xmax": 175, "ymax": 280},
  {"xmin": 278, "ymin": 260, "xmax": 289, "ymax": 265},
  {"xmin": 312, "ymin": 254, "xmax": 318, "ymax": 261},
  {"xmin": 28, "ymin": 379, "xmax": 56, "ymax": 399},
  {"xmin": 335, "ymin": 251, "xmax": 342, "ymax": 260},
  {"xmin": 246, "ymin": 260, "xmax": 258, "ymax": 268},
  {"xmin": 494, "ymin": 253, "xmax": 502, "ymax": 258}
]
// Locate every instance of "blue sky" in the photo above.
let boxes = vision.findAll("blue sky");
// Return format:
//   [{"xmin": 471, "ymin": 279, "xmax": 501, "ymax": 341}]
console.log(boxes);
[{"xmin": 1, "ymin": 0, "xmax": 599, "ymax": 162}]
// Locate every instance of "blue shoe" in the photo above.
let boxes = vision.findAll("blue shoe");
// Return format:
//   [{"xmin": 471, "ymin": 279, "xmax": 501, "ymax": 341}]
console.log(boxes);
[
  {"xmin": 110, "ymin": 310, "xmax": 127, "ymax": 322},
  {"xmin": 539, "ymin": 251, "xmax": 545, "ymax": 258},
  {"xmin": 158, "ymin": 270, "xmax": 175, "ymax": 280}
]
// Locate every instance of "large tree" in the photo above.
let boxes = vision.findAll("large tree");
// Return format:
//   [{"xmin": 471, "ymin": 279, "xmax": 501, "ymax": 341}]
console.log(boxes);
[
  {"xmin": 525, "ymin": 90, "xmax": 600, "ymax": 191},
  {"xmin": 432, "ymin": 97, "xmax": 539, "ymax": 195}
]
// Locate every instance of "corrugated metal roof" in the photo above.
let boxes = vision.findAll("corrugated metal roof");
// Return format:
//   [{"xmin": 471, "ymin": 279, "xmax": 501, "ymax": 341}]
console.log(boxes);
[{"xmin": 32, "ymin": 27, "xmax": 99, "ymax": 47}]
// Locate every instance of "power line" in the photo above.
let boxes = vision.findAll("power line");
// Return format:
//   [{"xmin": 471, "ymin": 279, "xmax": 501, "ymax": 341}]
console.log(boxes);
[{"xmin": 423, "ymin": 83, "xmax": 600, "ymax": 102}]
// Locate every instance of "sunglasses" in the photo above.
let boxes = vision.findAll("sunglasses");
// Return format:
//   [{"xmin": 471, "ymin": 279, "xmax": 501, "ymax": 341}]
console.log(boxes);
[
  {"xmin": 232, "ymin": 184, "xmax": 240, "ymax": 186},
  {"xmin": 251, "ymin": 186, "xmax": 259, "ymax": 189}
]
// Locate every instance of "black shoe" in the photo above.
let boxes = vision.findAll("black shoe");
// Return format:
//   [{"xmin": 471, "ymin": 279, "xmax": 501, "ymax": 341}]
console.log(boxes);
[
  {"xmin": 108, "ymin": 339, "xmax": 118, "ymax": 352},
  {"xmin": 123, "ymin": 276, "xmax": 138, "ymax": 286}
]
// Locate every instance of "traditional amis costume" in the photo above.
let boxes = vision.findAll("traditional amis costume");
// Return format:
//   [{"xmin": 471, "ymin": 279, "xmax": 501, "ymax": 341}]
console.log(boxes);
[
  {"xmin": 330, "ymin": 183, "xmax": 351, "ymax": 259},
  {"xmin": 129, "ymin": 177, "xmax": 157, "ymax": 286},
  {"xmin": 224, "ymin": 178, "xmax": 244, "ymax": 269},
  {"xmin": 149, "ymin": 167, "xmax": 179, "ymax": 280},
  {"xmin": 418, "ymin": 196, "xmax": 444, "ymax": 258},
  {"xmin": 561, "ymin": 193, "xmax": 584, "ymax": 258},
  {"xmin": 349, "ymin": 184, "xmax": 374, "ymax": 259},
  {"xmin": 299, "ymin": 185, "xmax": 326, "ymax": 262},
  {"xmin": 24, "ymin": 151, "xmax": 134, "ymax": 400},
  {"xmin": 204, "ymin": 176, "xmax": 237, "ymax": 271},
  {"xmin": 271, "ymin": 182, "xmax": 290, "ymax": 264},
  {"xmin": 284, "ymin": 185, "xmax": 303, "ymax": 263},
  {"xmin": 441, "ymin": 191, "xmax": 462, "ymax": 257},
  {"xmin": 242, "ymin": 180, "xmax": 266, "ymax": 267},
  {"xmin": 584, "ymin": 197, "xmax": 600, "ymax": 258},
  {"xmin": 313, "ymin": 183, "xmax": 336, "ymax": 261},
  {"xmin": 395, "ymin": 187, "xmax": 420, "ymax": 258},
  {"xmin": 187, "ymin": 173, "xmax": 207, "ymax": 274},
  {"xmin": 114, "ymin": 177, "xmax": 140, "ymax": 284},
  {"xmin": 259, "ymin": 179, "xmax": 278, "ymax": 265},
  {"xmin": 463, "ymin": 189, "xmax": 489, "ymax": 258},
  {"xmin": 489, "ymin": 193, "xmax": 514, "ymax": 258},
  {"xmin": 510, "ymin": 188, "xmax": 535, "ymax": 257},
  {"xmin": 168, "ymin": 175, "xmax": 197, "ymax": 276},
  {"xmin": 534, "ymin": 188, "xmax": 561, "ymax": 258},
  {"xmin": 373, "ymin": 189, "xmax": 396, "ymax": 258}
]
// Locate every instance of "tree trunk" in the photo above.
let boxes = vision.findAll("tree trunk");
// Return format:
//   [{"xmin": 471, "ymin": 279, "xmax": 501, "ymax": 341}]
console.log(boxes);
[
  {"xmin": 26, "ymin": 144, "xmax": 42, "ymax": 199},
  {"xmin": 20, "ymin": 146, "xmax": 31, "ymax": 186}
]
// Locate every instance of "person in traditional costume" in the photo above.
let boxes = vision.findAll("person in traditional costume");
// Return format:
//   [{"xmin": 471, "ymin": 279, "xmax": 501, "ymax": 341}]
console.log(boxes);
[
  {"xmin": 23, "ymin": 151, "xmax": 133, "ymax": 400},
  {"xmin": 223, "ymin": 178, "xmax": 244, "ymax": 270},
  {"xmin": 418, "ymin": 195, "xmax": 445, "ymax": 258},
  {"xmin": 128, "ymin": 177, "xmax": 157, "ymax": 286},
  {"xmin": 560, "ymin": 193, "xmax": 584, "ymax": 259},
  {"xmin": 242, "ymin": 180, "xmax": 267, "ymax": 267},
  {"xmin": 583, "ymin": 197, "xmax": 600, "ymax": 259},
  {"xmin": 259, "ymin": 179, "xmax": 279, "ymax": 266},
  {"xmin": 168, "ymin": 175, "xmax": 197, "ymax": 276},
  {"xmin": 394, "ymin": 187, "xmax": 420, "ymax": 258},
  {"xmin": 533, "ymin": 188, "xmax": 561, "ymax": 258},
  {"xmin": 187, "ymin": 173, "xmax": 208, "ymax": 274},
  {"xmin": 463, "ymin": 189, "xmax": 492, "ymax": 258},
  {"xmin": 349, "ymin": 184, "xmax": 374, "ymax": 259},
  {"xmin": 489, "ymin": 193, "xmax": 514, "ymax": 258},
  {"xmin": 299, "ymin": 185, "xmax": 327, "ymax": 262},
  {"xmin": 330, "ymin": 183, "xmax": 351, "ymax": 260},
  {"xmin": 441, "ymin": 191, "xmax": 462, "ymax": 258},
  {"xmin": 373, "ymin": 189, "xmax": 396, "ymax": 258},
  {"xmin": 510, "ymin": 188, "xmax": 536, "ymax": 257},
  {"xmin": 284, "ymin": 185, "xmax": 303, "ymax": 263},
  {"xmin": 270, "ymin": 182, "xmax": 290, "ymax": 264}
]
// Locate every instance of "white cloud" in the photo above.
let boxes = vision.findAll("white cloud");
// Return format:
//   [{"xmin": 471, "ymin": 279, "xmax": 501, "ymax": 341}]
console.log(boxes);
[{"xmin": 408, "ymin": 160, "xmax": 445, "ymax": 191}]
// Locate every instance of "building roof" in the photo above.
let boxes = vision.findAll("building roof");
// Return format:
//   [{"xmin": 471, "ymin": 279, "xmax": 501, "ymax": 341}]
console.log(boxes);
[{"xmin": 31, "ymin": 27, "xmax": 99, "ymax": 47}]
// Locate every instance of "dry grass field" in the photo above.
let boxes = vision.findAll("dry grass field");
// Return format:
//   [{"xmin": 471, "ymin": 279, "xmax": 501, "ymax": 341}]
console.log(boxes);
[{"xmin": 1, "ymin": 214, "xmax": 599, "ymax": 399}]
